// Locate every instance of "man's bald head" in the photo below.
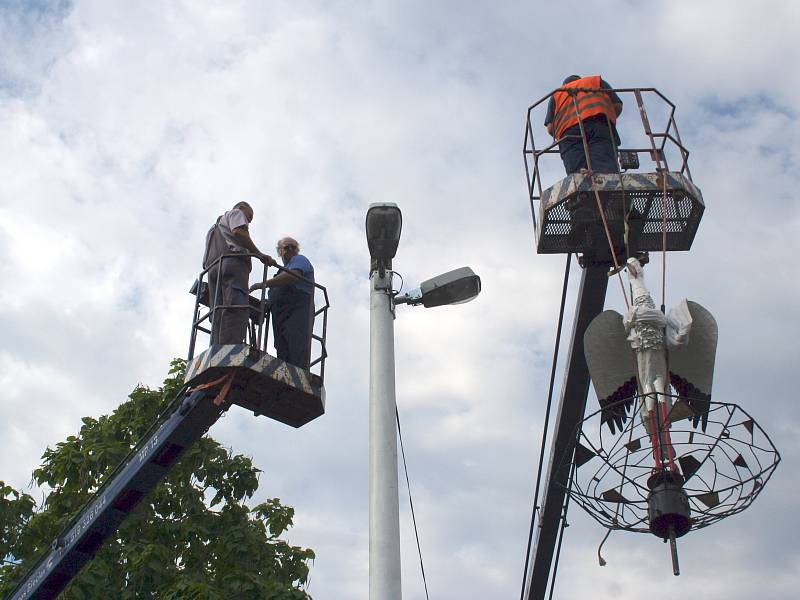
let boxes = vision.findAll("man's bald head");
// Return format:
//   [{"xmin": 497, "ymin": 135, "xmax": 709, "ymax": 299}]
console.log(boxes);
[{"xmin": 234, "ymin": 201, "xmax": 254, "ymax": 222}]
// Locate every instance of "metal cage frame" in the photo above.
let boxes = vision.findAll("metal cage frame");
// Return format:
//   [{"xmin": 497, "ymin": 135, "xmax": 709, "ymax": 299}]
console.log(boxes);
[
  {"xmin": 523, "ymin": 87, "xmax": 704, "ymax": 256},
  {"xmin": 560, "ymin": 396, "xmax": 781, "ymax": 534},
  {"xmin": 187, "ymin": 254, "xmax": 330, "ymax": 381}
]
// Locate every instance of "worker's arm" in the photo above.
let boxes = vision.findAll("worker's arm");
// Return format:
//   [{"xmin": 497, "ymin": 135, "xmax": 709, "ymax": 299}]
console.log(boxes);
[
  {"xmin": 544, "ymin": 97, "xmax": 555, "ymax": 137},
  {"xmin": 233, "ymin": 226, "xmax": 277, "ymax": 266},
  {"xmin": 599, "ymin": 78, "xmax": 623, "ymax": 118},
  {"xmin": 249, "ymin": 269, "xmax": 303, "ymax": 292}
]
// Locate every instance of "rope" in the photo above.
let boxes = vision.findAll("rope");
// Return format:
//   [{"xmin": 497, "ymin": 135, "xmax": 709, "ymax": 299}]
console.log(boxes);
[
  {"xmin": 519, "ymin": 253, "xmax": 572, "ymax": 600},
  {"xmin": 594, "ymin": 189, "xmax": 631, "ymax": 310},
  {"xmin": 604, "ymin": 117, "xmax": 633, "ymax": 260},
  {"xmin": 660, "ymin": 171, "xmax": 669, "ymax": 311},
  {"xmin": 396, "ymin": 405, "xmax": 430, "ymax": 600},
  {"xmin": 568, "ymin": 93, "xmax": 629, "ymax": 310},
  {"xmin": 632, "ymin": 89, "xmax": 670, "ymax": 310}
]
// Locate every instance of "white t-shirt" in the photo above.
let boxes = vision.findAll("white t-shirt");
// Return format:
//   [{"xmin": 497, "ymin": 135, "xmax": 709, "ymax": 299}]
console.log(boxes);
[{"xmin": 216, "ymin": 208, "xmax": 249, "ymax": 252}]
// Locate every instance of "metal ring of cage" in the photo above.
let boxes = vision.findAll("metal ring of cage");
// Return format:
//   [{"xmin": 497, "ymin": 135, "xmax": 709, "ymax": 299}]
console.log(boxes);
[{"xmin": 558, "ymin": 395, "xmax": 780, "ymax": 534}]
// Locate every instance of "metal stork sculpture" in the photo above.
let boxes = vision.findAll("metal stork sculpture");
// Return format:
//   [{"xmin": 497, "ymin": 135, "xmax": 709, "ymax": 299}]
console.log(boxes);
[
  {"xmin": 583, "ymin": 256, "xmax": 718, "ymax": 570},
  {"xmin": 585, "ymin": 256, "xmax": 716, "ymax": 456}
]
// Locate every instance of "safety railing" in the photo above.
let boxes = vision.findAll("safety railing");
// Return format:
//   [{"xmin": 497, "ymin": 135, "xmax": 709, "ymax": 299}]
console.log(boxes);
[
  {"xmin": 187, "ymin": 254, "xmax": 330, "ymax": 382},
  {"xmin": 523, "ymin": 87, "xmax": 695, "ymax": 235}
]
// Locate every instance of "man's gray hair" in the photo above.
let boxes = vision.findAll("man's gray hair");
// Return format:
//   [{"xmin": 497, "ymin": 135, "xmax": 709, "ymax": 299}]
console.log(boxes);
[{"xmin": 277, "ymin": 236, "xmax": 300, "ymax": 251}]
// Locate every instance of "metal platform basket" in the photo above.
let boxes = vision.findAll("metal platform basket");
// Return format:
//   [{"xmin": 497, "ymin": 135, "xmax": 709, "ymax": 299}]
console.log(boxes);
[
  {"xmin": 561, "ymin": 397, "xmax": 780, "ymax": 534},
  {"xmin": 536, "ymin": 172, "xmax": 704, "ymax": 255},
  {"xmin": 524, "ymin": 87, "xmax": 707, "ymax": 257},
  {"xmin": 186, "ymin": 344, "xmax": 325, "ymax": 428}
]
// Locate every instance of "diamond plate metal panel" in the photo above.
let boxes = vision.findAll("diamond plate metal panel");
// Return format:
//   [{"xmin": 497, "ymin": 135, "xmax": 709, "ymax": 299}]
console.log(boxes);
[{"xmin": 537, "ymin": 172, "xmax": 704, "ymax": 255}]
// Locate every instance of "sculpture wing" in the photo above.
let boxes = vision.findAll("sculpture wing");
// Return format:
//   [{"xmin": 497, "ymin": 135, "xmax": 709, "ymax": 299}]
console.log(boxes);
[
  {"xmin": 584, "ymin": 310, "xmax": 638, "ymax": 434},
  {"xmin": 669, "ymin": 301, "xmax": 718, "ymax": 432}
]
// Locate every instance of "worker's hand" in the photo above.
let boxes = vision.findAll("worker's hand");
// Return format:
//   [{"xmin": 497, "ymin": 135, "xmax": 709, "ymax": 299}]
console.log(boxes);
[
  {"xmin": 249, "ymin": 282, "xmax": 265, "ymax": 293},
  {"xmin": 259, "ymin": 253, "xmax": 278, "ymax": 267}
]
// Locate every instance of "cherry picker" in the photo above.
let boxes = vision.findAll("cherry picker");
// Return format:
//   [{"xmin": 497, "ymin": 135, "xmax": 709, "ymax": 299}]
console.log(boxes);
[{"xmin": 5, "ymin": 257, "xmax": 329, "ymax": 600}]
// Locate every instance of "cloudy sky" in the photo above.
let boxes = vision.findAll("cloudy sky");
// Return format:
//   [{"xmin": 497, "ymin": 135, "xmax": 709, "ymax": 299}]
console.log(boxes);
[{"xmin": 1, "ymin": 1, "xmax": 799, "ymax": 598}]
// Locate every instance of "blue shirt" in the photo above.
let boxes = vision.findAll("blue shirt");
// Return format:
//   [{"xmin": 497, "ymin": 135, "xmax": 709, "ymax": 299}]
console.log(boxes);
[{"xmin": 273, "ymin": 254, "xmax": 314, "ymax": 296}]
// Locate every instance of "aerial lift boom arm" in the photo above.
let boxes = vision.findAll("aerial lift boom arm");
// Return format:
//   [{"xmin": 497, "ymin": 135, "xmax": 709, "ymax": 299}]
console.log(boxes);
[{"xmin": 6, "ymin": 383, "xmax": 228, "ymax": 600}]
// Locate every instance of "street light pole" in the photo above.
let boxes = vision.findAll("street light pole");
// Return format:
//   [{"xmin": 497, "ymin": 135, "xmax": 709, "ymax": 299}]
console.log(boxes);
[
  {"xmin": 365, "ymin": 202, "xmax": 480, "ymax": 599},
  {"xmin": 369, "ymin": 269, "xmax": 402, "ymax": 600}
]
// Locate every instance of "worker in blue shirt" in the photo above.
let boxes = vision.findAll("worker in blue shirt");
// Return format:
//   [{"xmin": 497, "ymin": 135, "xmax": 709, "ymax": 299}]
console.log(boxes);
[{"xmin": 250, "ymin": 236, "xmax": 315, "ymax": 368}]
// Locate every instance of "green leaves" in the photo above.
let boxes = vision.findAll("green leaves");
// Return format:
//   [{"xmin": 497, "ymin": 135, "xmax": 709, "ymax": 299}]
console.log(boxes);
[
  {"xmin": 0, "ymin": 482, "xmax": 35, "ymax": 564},
  {"xmin": 0, "ymin": 360, "xmax": 314, "ymax": 599}
]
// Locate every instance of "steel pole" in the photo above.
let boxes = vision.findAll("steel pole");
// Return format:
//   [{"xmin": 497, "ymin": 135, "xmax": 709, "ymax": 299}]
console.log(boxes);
[{"xmin": 369, "ymin": 270, "xmax": 402, "ymax": 600}]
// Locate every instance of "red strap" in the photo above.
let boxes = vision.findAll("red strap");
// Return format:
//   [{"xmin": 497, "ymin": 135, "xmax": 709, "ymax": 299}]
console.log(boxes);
[{"xmin": 191, "ymin": 372, "xmax": 235, "ymax": 406}]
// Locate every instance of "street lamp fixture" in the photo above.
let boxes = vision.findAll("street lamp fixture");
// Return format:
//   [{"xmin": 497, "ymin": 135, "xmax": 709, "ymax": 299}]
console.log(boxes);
[
  {"xmin": 394, "ymin": 266, "xmax": 481, "ymax": 308},
  {"xmin": 366, "ymin": 203, "xmax": 402, "ymax": 276}
]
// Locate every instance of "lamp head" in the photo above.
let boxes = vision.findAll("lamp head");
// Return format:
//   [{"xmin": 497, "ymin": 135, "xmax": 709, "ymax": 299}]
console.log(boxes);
[
  {"xmin": 366, "ymin": 203, "xmax": 402, "ymax": 274},
  {"xmin": 416, "ymin": 267, "xmax": 481, "ymax": 308}
]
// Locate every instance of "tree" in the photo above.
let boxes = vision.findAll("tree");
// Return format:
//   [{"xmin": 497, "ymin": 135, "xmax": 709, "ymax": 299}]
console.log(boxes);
[{"xmin": 0, "ymin": 359, "xmax": 314, "ymax": 599}]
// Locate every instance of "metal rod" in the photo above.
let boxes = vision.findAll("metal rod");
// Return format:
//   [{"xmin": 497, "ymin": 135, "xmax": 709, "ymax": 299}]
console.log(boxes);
[
  {"xmin": 255, "ymin": 261, "xmax": 268, "ymax": 351},
  {"xmin": 668, "ymin": 525, "xmax": 680, "ymax": 576},
  {"xmin": 634, "ymin": 90, "xmax": 669, "ymax": 172},
  {"xmin": 187, "ymin": 272, "xmax": 202, "ymax": 360},
  {"xmin": 524, "ymin": 117, "xmax": 538, "ymax": 234},
  {"xmin": 369, "ymin": 270, "xmax": 402, "ymax": 600}
]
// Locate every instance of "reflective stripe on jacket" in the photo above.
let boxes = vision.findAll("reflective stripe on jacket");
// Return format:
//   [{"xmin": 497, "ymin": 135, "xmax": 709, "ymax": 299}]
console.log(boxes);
[{"xmin": 551, "ymin": 75, "xmax": 617, "ymax": 139}]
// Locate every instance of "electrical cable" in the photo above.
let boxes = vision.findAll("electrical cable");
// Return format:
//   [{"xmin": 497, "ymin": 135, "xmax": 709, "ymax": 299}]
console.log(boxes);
[
  {"xmin": 546, "ymin": 459, "xmax": 577, "ymax": 600},
  {"xmin": 390, "ymin": 270, "xmax": 405, "ymax": 295},
  {"xmin": 519, "ymin": 252, "xmax": 572, "ymax": 600},
  {"xmin": 396, "ymin": 405, "xmax": 431, "ymax": 600}
]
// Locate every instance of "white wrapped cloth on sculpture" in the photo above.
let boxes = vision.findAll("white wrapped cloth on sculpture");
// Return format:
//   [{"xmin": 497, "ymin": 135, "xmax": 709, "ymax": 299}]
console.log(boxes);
[{"xmin": 583, "ymin": 258, "xmax": 718, "ymax": 464}]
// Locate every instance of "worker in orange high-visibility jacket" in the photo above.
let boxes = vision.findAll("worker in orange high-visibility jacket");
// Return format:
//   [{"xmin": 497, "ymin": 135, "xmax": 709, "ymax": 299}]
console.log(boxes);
[{"xmin": 544, "ymin": 75, "xmax": 623, "ymax": 174}]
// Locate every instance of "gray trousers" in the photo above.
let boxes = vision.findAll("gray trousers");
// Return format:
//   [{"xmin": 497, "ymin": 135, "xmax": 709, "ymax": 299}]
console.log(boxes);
[{"xmin": 208, "ymin": 255, "xmax": 251, "ymax": 345}]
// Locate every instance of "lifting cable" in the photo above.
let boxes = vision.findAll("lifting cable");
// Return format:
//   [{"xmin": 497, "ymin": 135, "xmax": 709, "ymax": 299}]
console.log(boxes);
[
  {"xmin": 519, "ymin": 252, "xmax": 572, "ymax": 600},
  {"xmin": 604, "ymin": 116, "xmax": 633, "ymax": 262},
  {"xmin": 632, "ymin": 89, "xmax": 670, "ymax": 310},
  {"xmin": 569, "ymin": 92, "xmax": 630, "ymax": 310},
  {"xmin": 660, "ymin": 172, "xmax": 669, "ymax": 310},
  {"xmin": 396, "ymin": 405, "xmax": 431, "ymax": 600}
]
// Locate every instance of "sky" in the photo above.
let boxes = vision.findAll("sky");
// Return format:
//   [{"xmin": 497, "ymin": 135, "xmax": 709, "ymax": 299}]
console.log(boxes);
[{"xmin": 1, "ymin": 1, "xmax": 799, "ymax": 598}]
